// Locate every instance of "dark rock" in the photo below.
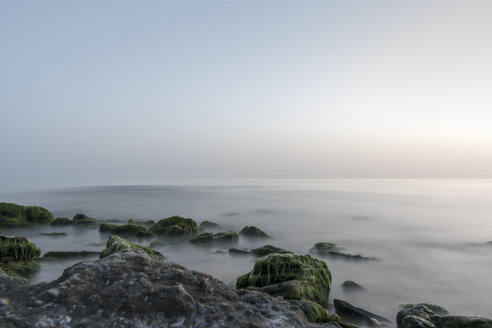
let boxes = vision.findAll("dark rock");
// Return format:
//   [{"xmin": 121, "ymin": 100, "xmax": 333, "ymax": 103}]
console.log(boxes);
[
  {"xmin": 213, "ymin": 231, "xmax": 239, "ymax": 243},
  {"xmin": 200, "ymin": 220, "xmax": 220, "ymax": 228},
  {"xmin": 341, "ymin": 280, "xmax": 365, "ymax": 291},
  {"xmin": 310, "ymin": 242, "xmax": 376, "ymax": 261},
  {"xmin": 39, "ymin": 232, "xmax": 66, "ymax": 237},
  {"xmin": 51, "ymin": 217, "xmax": 72, "ymax": 225},
  {"xmin": 149, "ymin": 215, "xmax": 199, "ymax": 235},
  {"xmin": 229, "ymin": 248, "xmax": 251, "ymax": 255},
  {"xmin": 99, "ymin": 222, "xmax": 147, "ymax": 234},
  {"xmin": 236, "ymin": 253, "xmax": 332, "ymax": 306},
  {"xmin": 0, "ymin": 235, "xmax": 41, "ymax": 277},
  {"xmin": 136, "ymin": 230, "xmax": 153, "ymax": 238},
  {"xmin": 440, "ymin": 316, "xmax": 492, "ymax": 328},
  {"xmin": 401, "ymin": 315, "xmax": 436, "ymax": 328},
  {"xmin": 239, "ymin": 225, "xmax": 271, "ymax": 238},
  {"xmin": 0, "ymin": 202, "xmax": 53, "ymax": 227},
  {"xmin": 251, "ymin": 244, "xmax": 293, "ymax": 257},
  {"xmin": 0, "ymin": 249, "xmax": 324, "ymax": 327},
  {"xmin": 190, "ymin": 231, "xmax": 239, "ymax": 246},
  {"xmin": 100, "ymin": 235, "xmax": 162, "ymax": 258},
  {"xmin": 289, "ymin": 300, "xmax": 340, "ymax": 323},
  {"xmin": 42, "ymin": 251, "xmax": 99, "ymax": 259},
  {"xmin": 190, "ymin": 232, "xmax": 213, "ymax": 245},
  {"xmin": 72, "ymin": 213, "xmax": 98, "ymax": 225},
  {"xmin": 333, "ymin": 299, "xmax": 391, "ymax": 327},
  {"xmin": 397, "ymin": 303, "xmax": 449, "ymax": 328}
]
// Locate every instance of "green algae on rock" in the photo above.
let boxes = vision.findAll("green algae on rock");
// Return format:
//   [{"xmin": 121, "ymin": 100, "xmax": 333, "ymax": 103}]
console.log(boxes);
[
  {"xmin": 236, "ymin": 253, "xmax": 332, "ymax": 306},
  {"xmin": 149, "ymin": 215, "xmax": 199, "ymax": 235},
  {"xmin": 136, "ymin": 230, "xmax": 153, "ymax": 237},
  {"xmin": 100, "ymin": 235, "xmax": 162, "ymax": 258},
  {"xmin": 229, "ymin": 248, "xmax": 251, "ymax": 255},
  {"xmin": 239, "ymin": 225, "xmax": 270, "ymax": 238},
  {"xmin": 200, "ymin": 220, "xmax": 220, "ymax": 228},
  {"xmin": 43, "ymin": 251, "xmax": 99, "ymax": 259},
  {"xmin": 190, "ymin": 232, "xmax": 213, "ymax": 244},
  {"xmin": 72, "ymin": 213, "xmax": 99, "ymax": 225},
  {"xmin": 51, "ymin": 217, "xmax": 72, "ymax": 225},
  {"xmin": 0, "ymin": 235, "xmax": 41, "ymax": 261},
  {"xmin": 440, "ymin": 316, "xmax": 492, "ymax": 328},
  {"xmin": 310, "ymin": 242, "xmax": 376, "ymax": 261},
  {"xmin": 99, "ymin": 222, "xmax": 147, "ymax": 234},
  {"xmin": 0, "ymin": 202, "xmax": 54, "ymax": 227},
  {"xmin": 190, "ymin": 231, "xmax": 239, "ymax": 246},
  {"xmin": 290, "ymin": 300, "xmax": 340, "ymax": 323},
  {"xmin": 251, "ymin": 244, "xmax": 293, "ymax": 257}
]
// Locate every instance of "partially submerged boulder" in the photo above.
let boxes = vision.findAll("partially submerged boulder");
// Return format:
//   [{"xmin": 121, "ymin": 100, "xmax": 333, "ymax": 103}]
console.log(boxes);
[
  {"xmin": 440, "ymin": 316, "xmax": 492, "ymax": 328},
  {"xmin": 333, "ymin": 299, "xmax": 391, "ymax": 327},
  {"xmin": 72, "ymin": 213, "xmax": 98, "ymax": 225},
  {"xmin": 229, "ymin": 248, "xmax": 251, "ymax": 255},
  {"xmin": 99, "ymin": 222, "xmax": 147, "ymax": 235},
  {"xmin": 149, "ymin": 215, "xmax": 199, "ymax": 235},
  {"xmin": 190, "ymin": 231, "xmax": 239, "ymax": 246},
  {"xmin": 0, "ymin": 202, "xmax": 53, "ymax": 227},
  {"xmin": 200, "ymin": 220, "xmax": 221, "ymax": 228},
  {"xmin": 240, "ymin": 225, "xmax": 270, "ymax": 238},
  {"xmin": 310, "ymin": 242, "xmax": 375, "ymax": 261},
  {"xmin": 100, "ymin": 235, "xmax": 162, "ymax": 258},
  {"xmin": 51, "ymin": 217, "xmax": 72, "ymax": 225},
  {"xmin": 236, "ymin": 253, "xmax": 332, "ymax": 306},
  {"xmin": 289, "ymin": 300, "xmax": 340, "ymax": 323},
  {"xmin": 251, "ymin": 244, "xmax": 293, "ymax": 257},
  {"xmin": 0, "ymin": 235, "xmax": 41, "ymax": 277},
  {"xmin": 341, "ymin": 280, "xmax": 365, "ymax": 292}
]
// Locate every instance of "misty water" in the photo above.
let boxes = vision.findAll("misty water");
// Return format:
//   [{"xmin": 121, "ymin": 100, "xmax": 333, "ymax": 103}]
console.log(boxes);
[{"xmin": 1, "ymin": 179, "xmax": 491, "ymax": 319}]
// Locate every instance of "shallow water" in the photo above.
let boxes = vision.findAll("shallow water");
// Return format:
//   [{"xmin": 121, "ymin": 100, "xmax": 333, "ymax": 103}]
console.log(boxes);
[{"xmin": 1, "ymin": 179, "xmax": 492, "ymax": 319}]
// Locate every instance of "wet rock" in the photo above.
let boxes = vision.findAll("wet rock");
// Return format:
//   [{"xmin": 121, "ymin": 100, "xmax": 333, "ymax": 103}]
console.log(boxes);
[
  {"xmin": 0, "ymin": 249, "xmax": 323, "ymax": 327},
  {"xmin": 39, "ymin": 232, "xmax": 66, "ymax": 237},
  {"xmin": 0, "ymin": 235, "xmax": 41, "ymax": 277},
  {"xmin": 401, "ymin": 315, "xmax": 436, "ymax": 328},
  {"xmin": 239, "ymin": 225, "xmax": 271, "ymax": 238},
  {"xmin": 333, "ymin": 299, "xmax": 391, "ymax": 327},
  {"xmin": 99, "ymin": 222, "xmax": 147, "ymax": 234},
  {"xmin": 149, "ymin": 215, "xmax": 199, "ymax": 235},
  {"xmin": 289, "ymin": 300, "xmax": 340, "ymax": 323},
  {"xmin": 397, "ymin": 303, "xmax": 449, "ymax": 328},
  {"xmin": 440, "ymin": 316, "xmax": 492, "ymax": 328},
  {"xmin": 100, "ymin": 235, "xmax": 162, "ymax": 258},
  {"xmin": 200, "ymin": 220, "xmax": 220, "ymax": 228},
  {"xmin": 341, "ymin": 280, "xmax": 365, "ymax": 291},
  {"xmin": 229, "ymin": 248, "xmax": 251, "ymax": 255},
  {"xmin": 251, "ymin": 244, "xmax": 293, "ymax": 257},
  {"xmin": 149, "ymin": 240, "xmax": 164, "ymax": 248},
  {"xmin": 51, "ymin": 217, "xmax": 72, "ymax": 225},
  {"xmin": 0, "ymin": 202, "xmax": 53, "ymax": 227},
  {"xmin": 236, "ymin": 253, "xmax": 332, "ymax": 306},
  {"xmin": 190, "ymin": 232, "xmax": 213, "ymax": 244},
  {"xmin": 72, "ymin": 213, "xmax": 98, "ymax": 225},
  {"xmin": 190, "ymin": 231, "xmax": 239, "ymax": 246},
  {"xmin": 42, "ymin": 251, "xmax": 99, "ymax": 259},
  {"xmin": 310, "ymin": 242, "xmax": 376, "ymax": 261},
  {"xmin": 136, "ymin": 230, "xmax": 153, "ymax": 238}
]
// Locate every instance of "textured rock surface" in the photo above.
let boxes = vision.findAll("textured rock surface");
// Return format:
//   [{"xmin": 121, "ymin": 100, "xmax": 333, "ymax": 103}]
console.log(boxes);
[
  {"xmin": 72, "ymin": 213, "xmax": 98, "ymax": 225},
  {"xmin": 251, "ymin": 244, "xmax": 293, "ymax": 257},
  {"xmin": 310, "ymin": 242, "xmax": 375, "ymax": 261},
  {"xmin": 333, "ymin": 299, "xmax": 391, "ymax": 327},
  {"xmin": 240, "ymin": 225, "xmax": 271, "ymax": 238},
  {"xmin": 149, "ymin": 215, "xmax": 199, "ymax": 235},
  {"xmin": 0, "ymin": 202, "xmax": 53, "ymax": 227},
  {"xmin": 100, "ymin": 235, "xmax": 162, "ymax": 258},
  {"xmin": 0, "ymin": 249, "xmax": 330, "ymax": 328}
]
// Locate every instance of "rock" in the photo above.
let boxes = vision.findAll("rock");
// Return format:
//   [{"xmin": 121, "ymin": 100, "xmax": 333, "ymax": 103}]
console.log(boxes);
[
  {"xmin": 0, "ymin": 202, "xmax": 53, "ymax": 227},
  {"xmin": 333, "ymin": 299, "xmax": 391, "ymax": 327},
  {"xmin": 42, "ymin": 251, "xmax": 99, "ymax": 259},
  {"xmin": 0, "ymin": 235, "xmax": 41, "ymax": 277},
  {"xmin": 397, "ymin": 303, "xmax": 449, "ymax": 328},
  {"xmin": 200, "ymin": 220, "xmax": 220, "ymax": 228},
  {"xmin": 99, "ymin": 222, "xmax": 147, "ymax": 234},
  {"xmin": 149, "ymin": 215, "xmax": 199, "ymax": 235},
  {"xmin": 229, "ymin": 248, "xmax": 251, "ymax": 255},
  {"xmin": 190, "ymin": 232, "xmax": 213, "ymax": 244},
  {"xmin": 289, "ymin": 300, "xmax": 340, "ymax": 323},
  {"xmin": 72, "ymin": 213, "xmax": 98, "ymax": 225},
  {"xmin": 136, "ymin": 230, "xmax": 153, "ymax": 238},
  {"xmin": 251, "ymin": 244, "xmax": 293, "ymax": 257},
  {"xmin": 0, "ymin": 229, "xmax": 3, "ymax": 234},
  {"xmin": 239, "ymin": 225, "xmax": 271, "ymax": 238},
  {"xmin": 486, "ymin": 241, "xmax": 492, "ymax": 245},
  {"xmin": 51, "ymin": 217, "xmax": 72, "ymax": 225},
  {"xmin": 310, "ymin": 242, "xmax": 376, "ymax": 261},
  {"xmin": 236, "ymin": 253, "xmax": 332, "ymax": 306},
  {"xmin": 341, "ymin": 280, "xmax": 365, "ymax": 291},
  {"xmin": 149, "ymin": 240, "xmax": 164, "ymax": 248},
  {"xmin": 190, "ymin": 231, "xmax": 239, "ymax": 246},
  {"xmin": 100, "ymin": 235, "xmax": 162, "ymax": 258},
  {"xmin": 0, "ymin": 249, "xmax": 324, "ymax": 327},
  {"xmin": 39, "ymin": 232, "xmax": 66, "ymax": 237},
  {"xmin": 440, "ymin": 316, "xmax": 492, "ymax": 328},
  {"xmin": 401, "ymin": 315, "xmax": 436, "ymax": 328},
  {"xmin": 128, "ymin": 219, "xmax": 137, "ymax": 224}
]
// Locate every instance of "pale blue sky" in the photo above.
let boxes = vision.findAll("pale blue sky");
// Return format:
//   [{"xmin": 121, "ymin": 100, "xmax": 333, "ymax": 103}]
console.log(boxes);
[{"xmin": 1, "ymin": 1, "xmax": 491, "ymax": 180}]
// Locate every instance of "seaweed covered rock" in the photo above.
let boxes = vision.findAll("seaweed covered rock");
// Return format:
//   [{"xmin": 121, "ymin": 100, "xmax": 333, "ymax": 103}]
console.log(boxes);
[
  {"xmin": 333, "ymin": 299, "xmax": 391, "ymax": 327},
  {"xmin": 0, "ymin": 202, "xmax": 53, "ymax": 227},
  {"xmin": 0, "ymin": 235, "xmax": 41, "ymax": 277},
  {"xmin": 240, "ymin": 225, "xmax": 270, "ymax": 238},
  {"xmin": 190, "ymin": 231, "xmax": 239, "ymax": 246},
  {"xmin": 236, "ymin": 253, "xmax": 332, "ymax": 306},
  {"xmin": 440, "ymin": 316, "xmax": 492, "ymax": 328},
  {"xmin": 149, "ymin": 215, "xmax": 199, "ymax": 235},
  {"xmin": 251, "ymin": 244, "xmax": 293, "ymax": 257},
  {"xmin": 310, "ymin": 242, "xmax": 375, "ymax": 261},
  {"xmin": 43, "ymin": 251, "xmax": 99, "ymax": 259},
  {"xmin": 0, "ymin": 249, "xmax": 323, "ymax": 327},
  {"xmin": 289, "ymin": 300, "xmax": 340, "ymax": 323},
  {"xmin": 190, "ymin": 232, "xmax": 213, "ymax": 244},
  {"xmin": 100, "ymin": 235, "xmax": 162, "ymax": 258},
  {"xmin": 200, "ymin": 220, "xmax": 220, "ymax": 228},
  {"xmin": 99, "ymin": 222, "xmax": 147, "ymax": 234},
  {"xmin": 72, "ymin": 213, "xmax": 98, "ymax": 225},
  {"xmin": 51, "ymin": 217, "xmax": 72, "ymax": 225},
  {"xmin": 229, "ymin": 248, "xmax": 251, "ymax": 255},
  {"xmin": 136, "ymin": 230, "xmax": 153, "ymax": 237}
]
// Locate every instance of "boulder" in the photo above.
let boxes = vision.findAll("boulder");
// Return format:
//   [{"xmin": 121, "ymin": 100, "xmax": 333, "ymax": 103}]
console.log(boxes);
[
  {"xmin": 440, "ymin": 316, "xmax": 492, "ymax": 328},
  {"xmin": 341, "ymin": 280, "xmax": 365, "ymax": 291},
  {"xmin": 190, "ymin": 231, "xmax": 239, "ymax": 246},
  {"xmin": 289, "ymin": 300, "xmax": 340, "ymax": 323},
  {"xmin": 236, "ymin": 253, "xmax": 332, "ymax": 306},
  {"xmin": 333, "ymin": 299, "xmax": 391, "ymax": 327},
  {"xmin": 397, "ymin": 303, "xmax": 449, "ymax": 328},
  {"xmin": 99, "ymin": 222, "xmax": 147, "ymax": 234},
  {"xmin": 190, "ymin": 232, "xmax": 213, "ymax": 245},
  {"xmin": 229, "ymin": 248, "xmax": 251, "ymax": 255},
  {"xmin": 310, "ymin": 242, "xmax": 375, "ymax": 261},
  {"xmin": 0, "ymin": 235, "xmax": 41, "ymax": 277},
  {"xmin": 149, "ymin": 215, "xmax": 199, "ymax": 235},
  {"xmin": 51, "ymin": 217, "xmax": 72, "ymax": 225},
  {"xmin": 251, "ymin": 244, "xmax": 293, "ymax": 257},
  {"xmin": 200, "ymin": 220, "xmax": 220, "ymax": 228},
  {"xmin": 136, "ymin": 230, "xmax": 153, "ymax": 238},
  {"xmin": 239, "ymin": 225, "xmax": 270, "ymax": 238},
  {"xmin": 0, "ymin": 202, "xmax": 53, "ymax": 227},
  {"xmin": 100, "ymin": 235, "xmax": 162, "ymax": 258},
  {"xmin": 0, "ymin": 249, "xmax": 324, "ymax": 327},
  {"xmin": 72, "ymin": 213, "xmax": 98, "ymax": 225}
]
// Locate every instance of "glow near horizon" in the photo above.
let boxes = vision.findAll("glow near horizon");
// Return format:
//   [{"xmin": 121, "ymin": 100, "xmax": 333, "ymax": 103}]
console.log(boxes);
[{"xmin": 1, "ymin": 1, "xmax": 491, "ymax": 180}]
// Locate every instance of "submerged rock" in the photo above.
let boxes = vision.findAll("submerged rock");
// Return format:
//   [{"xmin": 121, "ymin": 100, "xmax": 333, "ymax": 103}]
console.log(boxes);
[
  {"xmin": 136, "ymin": 230, "xmax": 153, "ymax": 237},
  {"xmin": 100, "ymin": 235, "xmax": 162, "ymax": 258},
  {"xmin": 239, "ymin": 225, "xmax": 271, "ymax": 238},
  {"xmin": 333, "ymin": 299, "xmax": 391, "ymax": 327},
  {"xmin": 0, "ymin": 202, "xmax": 53, "ymax": 227},
  {"xmin": 251, "ymin": 244, "xmax": 293, "ymax": 257},
  {"xmin": 149, "ymin": 215, "xmax": 199, "ymax": 235},
  {"xmin": 236, "ymin": 253, "xmax": 332, "ymax": 306},
  {"xmin": 289, "ymin": 300, "xmax": 340, "ymax": 323},
  {"xmin": 43, "ymin": 251, "xmax": 99, "ymax": 259},
  {"xmin": 72, "ymin": 213, "xmax": 98, "ymax": 225},
  {"xmin": 440, "ymin": 316, "xmax": 492, "ymax": 328},
  {"xmin": 190, "ymin": 231, "xmax": 239, "ymax": 246},
  {"xmin": 341, "ymin": 280, "xmax": 366, "ymax": 291},
  {"xmin": 39, "ymin": 232, "xmax": 66, "ymax": 237},
  {"xmin": 200, "ymin": 220, "xmax": 220, "ymax": 228},
  {"xmin": 0, "ymin": 249, "xmax": 323, "ymax": 327},
  {"xmin": 51, "ymin": 217, "xmax": 72, "ymax": 225},
  {"xmin": 99, "ymin": 222, "xmax": 147, "ymax": 234},
  {"xmin": 310, "ymin": 242, "xmax": 376, "ymax": 261},
  {"xmin": 229, "ymin": 248, "xmax": 251, "ymax": 255}
]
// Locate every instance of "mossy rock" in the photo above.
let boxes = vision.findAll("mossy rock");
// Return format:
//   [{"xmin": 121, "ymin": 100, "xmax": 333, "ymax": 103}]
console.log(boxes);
[
  {"xmin": 0, "ymin": 229, "xmax": 3, "ymax": 235},
  {"xmin": 73, "ymin": 213, "xmax": 98, "ymax": 225},
  {"xmin": 200, "ymin": 220, "xmax": 220, "ymax": 228},
  {"xmin": 240, "ymin": 225, "xmax": 270, "ymax": 238},
  {"xmin": 136, "ymin": 230, "xmax": 153, "ymax": 238},
  {"xmin": 39, "ymin": 232, "xmax": 66, "ymax": 237},
  {"xmin": 0, "ymin": 202, "xmax": 53, "ymax": 227},
  {"xmin": 229, "ymin": 248, "xmax": 251, "ymax": 255},
  {"xmin": 251, "ymin": 245, "xmax": 293, "ymax": 257},
  {"xmin": 0, "ymin": 235, "xmax": 41, "ymax": 261},
  {"xmin": 290, "ymin": 300, "xmax": 340, "ymax": 323},
  {"xmin": 0, "ymin": 260, "xmax": 39, "ymax": 277},
  {"xmin": 190, "ymin": 232, "xmax": 213, "ymax": 245},
  {"xmin": 43, "ymin": 251, "xmax": 99, "ymax": 259},
  {"xmin": 440, "ymin": 316, "xmax": 492, "ymax": 328},
  {"xmin": 99, "ymin": 222, "xmax": 147, "ymax": 234},
  {"xmin": 213, "ymin": 231, "xmax": 239, "ymax": 243},
  {"xmin": 149, "ymin": 216, "xmax": 199, "ymax": 235},
  {"xmin": 236, "ymin": 253, "xmax": 332, "ymax": 306},
  {"xmin": 310, "ymin": 242, "xmax": 375, "ymax": 260},
  {"xmin": 397, "ymin": 303, "xmax": 449, "ymax": 328},
  {"xmin": 100, "ymin": 235, "xmax": 163, "ymax": 258},
  {"xmin": 128, "ymin": 219, "xmax": 137, "ymax": 224},
  {"xmin": 51, "ymin": 217, "xmax": 72, "ymax": 225}
]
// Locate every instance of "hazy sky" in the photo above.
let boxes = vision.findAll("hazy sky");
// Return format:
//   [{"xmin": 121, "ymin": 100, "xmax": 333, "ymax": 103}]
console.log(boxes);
[{"xmin": 1, "ymin": 1, "xmax": 491, "ymax": 180}]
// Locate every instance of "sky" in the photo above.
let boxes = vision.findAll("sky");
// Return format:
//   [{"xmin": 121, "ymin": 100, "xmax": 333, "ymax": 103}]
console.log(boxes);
[{"xmin": 1, "ymin": 0, "xmax": 492, "ymax": 180}]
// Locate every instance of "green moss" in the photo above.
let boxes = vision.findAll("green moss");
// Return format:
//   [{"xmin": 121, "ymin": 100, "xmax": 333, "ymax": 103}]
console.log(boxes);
[
  {"xmin": 200, "ymin": 220, "xmax": 220, "ymax": 228},
  {"xmin": 149, "ymin": 216, "xmax": 199, "ymax": 235},
  {"xmin": 251, "ymin": 245, "xmax": 293, "ymax": 257},
  {"xmin": 293, "ymin": 300, "xmax": 340, "ymax": 323},
  {"xmin": 0, "ymin": 235, "xmax": 41, "ymax": 261},
  {"xmin": 190, "ymin": 231, "xmax": 239, "ymax": 246},
  {"xmin": 72, "ymin": 213, "xmax": 98, "ymax": 225},
  {"xmin": 0, "ymin": 229, "xmax": 3, "ymax": 234},
  {"xmin": 136, "ymin": 230, "xmax": 153, "ymax": 237},
  {"xmin": 128, "ymin": 219, "xmax": 137, "ymax": 224},
  {"xmin": 39, "ymin": 232, "xmax": 66, "ymax": 237},
  {"xmin": 99, "ymin": 222, "xmax": 147, "ymax": 234},
  {"xmin": 43, "ymin": 251, "xmax": 99, "ymax": 259},
  {"xmin": 310, "ymin": 242, "xmax": 375, "ymax": 260},
  {"xmin": 0, "ymin": 202, "xmax": 53, "ymax": 227},
  {"xmin": 236, "ymin": 253, "xmax": 332, "ymax": 306},
  {"xmin": 51, "ymin": 217, "xmax": 72, "ymax": 225},
  {"xmin": 100, "ymin": 235, "xmax": 163, "ymax": 258},
  {"xmin": 190, "ymin": 232, "xmax": 213, "ymax": 245},
  {"xmin": 240, "ymin": 225, "xmax": 270, "ymax": 238},
  {"xmin": 0, "ymin": 261, "xmax": 39, "ymax": 277},
  {"xmin": 440, "ymin": 316, "xmax": 492, "ymax": 328},
  {"xmin": 213, "ymin": 231, "xmax": 239, "ymax": 242}
]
